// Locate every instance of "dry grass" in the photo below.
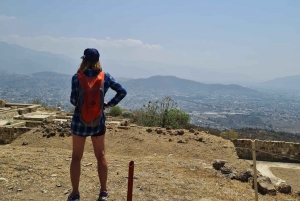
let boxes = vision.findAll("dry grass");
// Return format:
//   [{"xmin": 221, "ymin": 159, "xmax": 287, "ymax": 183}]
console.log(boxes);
[{"xmin": 0, "ymin": 123, "xmax": 299, "ymax": 201}]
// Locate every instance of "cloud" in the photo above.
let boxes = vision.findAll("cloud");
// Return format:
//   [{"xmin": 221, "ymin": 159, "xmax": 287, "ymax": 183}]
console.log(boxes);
[
  {"xmin": 0, "ymin": 15, "xmax": 16, "ymax": 20},
  {"xmin": 0, "ymin": 35, "xmax": 162, "ymax": 60}
]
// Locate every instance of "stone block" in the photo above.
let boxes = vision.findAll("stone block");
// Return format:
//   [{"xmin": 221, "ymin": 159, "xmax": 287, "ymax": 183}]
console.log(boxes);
[{"xmin": 0, "ymin": 100, "xmax": 6, "ymax": 108}]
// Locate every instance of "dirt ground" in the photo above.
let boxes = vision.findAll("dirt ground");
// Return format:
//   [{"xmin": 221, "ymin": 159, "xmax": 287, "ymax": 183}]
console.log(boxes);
[{"xmin": 0, "ymin": 121, "xmax": 299, "ymax": 201}]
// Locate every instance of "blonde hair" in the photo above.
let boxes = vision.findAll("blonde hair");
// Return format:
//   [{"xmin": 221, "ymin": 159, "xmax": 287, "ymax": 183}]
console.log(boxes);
[{"xmin": 77, "ymin": 59, "xmax": 102, "ymax": 73}]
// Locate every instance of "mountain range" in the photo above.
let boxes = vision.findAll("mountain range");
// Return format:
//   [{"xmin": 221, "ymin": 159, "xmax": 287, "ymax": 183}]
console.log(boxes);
[
  {"xmin": 1, "ymin": 41, "xmax": 300, "ymax": 93},
  {"xmin": 0, "ymin": 41, "xmax": 77, "ymax": 75},
  {"xmin": 0, "ymin": 71, "xmax": 261, "ymax": 110},
  {"xmin": 122, "ymin": 75, "xmax": 258, "ymax": 98},
  {"xmin": 1, "ymin": 70, "xmax": 300, "ymax": 133},
  {"xmin": 258, "ymin": 75, "xmax": 300, "ymax": 93}
]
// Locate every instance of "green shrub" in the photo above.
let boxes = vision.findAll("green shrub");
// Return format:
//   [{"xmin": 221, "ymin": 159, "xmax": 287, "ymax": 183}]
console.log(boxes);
[
  {"xmin": 130, "ymin": 97, "xmax": 190, "ymax": 129},
  {"xmin": 122, "ymin": 111, "xmax": 131, "ymax": 118},
  {"xmin": 109, "ymin": 106, "xmax": 123, "ymax": 117},
  {"xmin": 220, "ymin": 130, "xmax": 238, "ymax": 140},
  {"xmin": 31, "ymin": 99, "xmax": 48, "ymax": 108}
]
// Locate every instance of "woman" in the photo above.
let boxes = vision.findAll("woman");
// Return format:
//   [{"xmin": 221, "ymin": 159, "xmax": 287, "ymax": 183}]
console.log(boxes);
[{"xmin": 68, "ymin": 48, "xmax": 127, "ymax": 201}]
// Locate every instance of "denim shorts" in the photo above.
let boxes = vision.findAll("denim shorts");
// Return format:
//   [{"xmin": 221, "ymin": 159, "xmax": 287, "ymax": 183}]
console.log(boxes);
[{"xmin": 92, "ymin": 125, "xmax": 106, "ymax": 137}]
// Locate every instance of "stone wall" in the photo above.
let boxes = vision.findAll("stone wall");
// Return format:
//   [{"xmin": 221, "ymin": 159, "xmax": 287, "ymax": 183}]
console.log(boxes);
[
  {"xmin": 0, "ymin": 127, "xmax": 31, "ymax": 144},
  {"xmin": 232, "ymin": 139, "xmax": 300, "ymax": 162},
  {"xmin": 26, "ymin": 121, "xmax": 42, "ymax": 128}
]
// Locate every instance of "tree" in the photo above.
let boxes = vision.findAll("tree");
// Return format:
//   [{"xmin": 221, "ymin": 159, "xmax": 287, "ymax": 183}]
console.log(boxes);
[{"xmin": 220, "ymin": 130, "xmax": 238, "ymax": 140}]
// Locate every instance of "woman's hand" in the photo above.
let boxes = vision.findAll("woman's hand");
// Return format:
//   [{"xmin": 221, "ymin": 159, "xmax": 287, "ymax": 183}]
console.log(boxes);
[{"xmin": 103, "ymin": 102, "xmax": 109, "ymax": 110}]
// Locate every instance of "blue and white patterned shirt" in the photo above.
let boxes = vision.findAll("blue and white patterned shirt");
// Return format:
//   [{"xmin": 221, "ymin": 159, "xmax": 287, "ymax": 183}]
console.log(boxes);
[{"xmin": 70, "ymin": 69, "xmax": 127, "ymax": 136}]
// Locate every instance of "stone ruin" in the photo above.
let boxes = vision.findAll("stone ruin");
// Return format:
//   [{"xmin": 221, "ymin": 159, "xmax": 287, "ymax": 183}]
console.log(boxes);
[
  {"xmin": 232, "ymin": 139, "xmax": 300, "ymax": 163},
  {"xmin": 0, "ymin": 100, "xmax": 68, "ymax": 144},
  {"xmin": 0, "ymin": 99, "xmax": 130, "ymax": 144}
]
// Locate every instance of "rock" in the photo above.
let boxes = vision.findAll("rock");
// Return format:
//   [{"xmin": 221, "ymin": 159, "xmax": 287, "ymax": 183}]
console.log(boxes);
[
  {"xmin": 146, "ymin": 128, "xmax": 152, "ymax": 133},
  {"xmin": 212, "ymin": 159, "xmax": 227, "ymax": 170},
  {"xmin": 0, "ymin": 178, "xmax": 8, "ymax": 182},
  {"xmin": 177, "ymin": 130, "xmax": 184, "ymax": 135},
  {"xmin": 156, "ymin": 129, "xmax": 163, "ymax": 134},
  {"xmin": 51, "ymin": 174, "xmax": 57, "ymax": 177},
  {"xmin": 41, "ymin": 189, "xmax": 48, "ymax": 193},
  {"xmin": 22, "ymin": 142, "xmax": 28, "ymax": 146},
  {"xmin": 227, "ymin": 172, "xmax": 237, "ymax": 180},
  {"xmin": 66, "ymin": 131, "xmax": 72, "ymax": 137},
  {"xmin": 17, "ymin": 189, "xmax": 22, "ymax": 192},
  {"xmin": 220, "ymin": 163, "xmax": 236, "ymax": 175},
  {"xmin": 189, "ymin": 128, "xmax": 195, "ymax": 133},
  {"xmin": 276, "ymin": 182, "xmax": 291, "ymax": 194},
  {"xmin": 237, "ymin": 169, "xmax": 253, "ymax": 182},
  {"xmin": 118, "ymin": 126, "xmax": 129, "ymax": 130},
  {"xmin": 120, "ymin": 120, "xmax": 130, "ymax": 126},
  {"xmin": 47, "ymin": 131, "xmax": 56, "ymax": 138},
  {"xmin": 177, "ymin": 140, "xmax": 184, "ymax": 143},
  {"xmin": 56, "ymin": 183, "xmax": 61, "ymax": 187},
  {"xmin": 168, "ymin": 139, "xmax": 172, "ymax": 142},
  {"xmin": 255, "ymin": 176, "xmax": 276, "ymax": 196},
  {"xmin": 196, "ymin": 137, "xmax": 203, "ymax": 142},
  {"xmin": 295, "ymin": 191, "xmax": 300, "ymax": 196}
]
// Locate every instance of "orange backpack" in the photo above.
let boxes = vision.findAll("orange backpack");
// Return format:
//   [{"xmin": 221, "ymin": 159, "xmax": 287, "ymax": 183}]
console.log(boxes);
[{"xmin": 77, "ymin": 72, "xmax": 105, "ymax": 127}]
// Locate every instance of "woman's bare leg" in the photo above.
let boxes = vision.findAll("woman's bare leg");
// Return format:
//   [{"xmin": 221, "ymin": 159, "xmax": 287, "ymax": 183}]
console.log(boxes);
[
  {"xmin": 70, "ymin": 134, "xmax": 86, "ymax": 194},
  {"xmin": 91, "ymin": 135, "xmax": 107, "ymax": 192}
]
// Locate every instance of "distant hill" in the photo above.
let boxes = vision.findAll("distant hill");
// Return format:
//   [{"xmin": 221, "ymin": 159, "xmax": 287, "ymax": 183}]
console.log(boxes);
[
  {"xmin": 0, "ymin": 41, "xmax": 77, "ymax": 75},
  {"xmin": 122, "ymin": 75, "xmax": 259, "ymax": 97},
  {"xmin": 0, "ymin": 41, "xmax": 260, "ymax": 85},
  {"xmin": 0, "ymin": 72, "xmax": 261, "ymax": 111},
  {"xmin": 258, "ymin": 75, "xmax": 300, "ymax": 92}
]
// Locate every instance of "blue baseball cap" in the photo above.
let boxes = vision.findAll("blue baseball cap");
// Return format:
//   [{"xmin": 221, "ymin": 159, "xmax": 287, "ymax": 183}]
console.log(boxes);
[{"xmin": 81, "ymin": 48, "xmax": 100, "ymax": 62}]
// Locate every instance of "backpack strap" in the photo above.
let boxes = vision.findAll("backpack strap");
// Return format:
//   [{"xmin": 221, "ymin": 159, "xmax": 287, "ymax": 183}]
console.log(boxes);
[{"xmin": 77, "ymin": 72, "xmax": 105, "ymax": 90}]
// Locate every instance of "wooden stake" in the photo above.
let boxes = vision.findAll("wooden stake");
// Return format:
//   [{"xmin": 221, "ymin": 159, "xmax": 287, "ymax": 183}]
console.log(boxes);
[
  {"xmin": 127, "ymin": 161, "xmax": 134, "ymax": 201},
  {"xmin": 252, "ymin": 140, "xmax": 258, "ymax": 201}
]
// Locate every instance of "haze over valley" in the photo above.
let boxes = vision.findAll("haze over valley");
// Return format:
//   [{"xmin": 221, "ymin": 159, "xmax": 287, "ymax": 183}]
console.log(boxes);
[
  {"xmin": 0, "ymin": 35, "xmax": 300, "ymax": 133},
  {"xmin": 1, "ymin": 44, "xmax": 300, "ymax": 134}
]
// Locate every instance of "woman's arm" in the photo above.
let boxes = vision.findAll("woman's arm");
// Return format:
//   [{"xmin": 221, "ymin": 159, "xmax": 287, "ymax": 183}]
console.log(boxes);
[
  {"xmin": 106, "ymin": 73, "xmax": 127, "ymax": 107},
  {"xmin": 70, "ymin": 74, "xmax": 79, "ymax": 106}
]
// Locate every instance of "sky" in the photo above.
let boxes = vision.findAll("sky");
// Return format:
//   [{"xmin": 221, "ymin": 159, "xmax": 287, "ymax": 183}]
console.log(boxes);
[{"xmin": 0, "ymin": 0, "xmax": 299, "ymax": 82}]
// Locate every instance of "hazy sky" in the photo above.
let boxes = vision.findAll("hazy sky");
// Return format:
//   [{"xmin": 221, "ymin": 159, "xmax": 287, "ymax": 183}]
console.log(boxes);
[{"xmin": 0, "ymin": 0, "xmax": 299, "ymax": 81}]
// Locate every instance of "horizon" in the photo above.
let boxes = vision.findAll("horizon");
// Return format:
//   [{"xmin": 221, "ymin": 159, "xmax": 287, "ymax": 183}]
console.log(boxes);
[{"xmin": 0, "ymin": 0, "xmax": 299, "ymax": 83}]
